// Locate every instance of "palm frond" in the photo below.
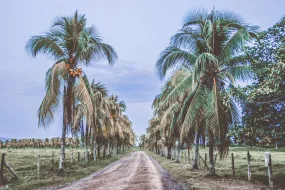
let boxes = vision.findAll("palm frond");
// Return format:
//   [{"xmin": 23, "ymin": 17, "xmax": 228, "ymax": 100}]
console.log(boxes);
[
  {"xmin": 38, "ymin": 62, "xmax": 67, "ymax": 128},
  {"xmin": 26, "ymin": 35, "xmax": 65, "ymax": 60},
  {"xmin": 156, "ymin": 46, "xmax": 197, "ymax": 80},
  {"xmin": 183, "ymin": 8, "xmax": 208, "ymax": 27},
  {"xmin": 74, "ymin": 75, "xmax": 94, "ymax": 127}
]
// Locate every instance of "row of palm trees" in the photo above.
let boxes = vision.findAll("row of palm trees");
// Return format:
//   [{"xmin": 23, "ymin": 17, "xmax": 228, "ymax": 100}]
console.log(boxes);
[
  {"xmin": 25, "ymin": 11, "xmax": 135, "ymax": 173},
  {"xmin": 145, "ymin": 8, "xmax": 258, "ymax": 174}
]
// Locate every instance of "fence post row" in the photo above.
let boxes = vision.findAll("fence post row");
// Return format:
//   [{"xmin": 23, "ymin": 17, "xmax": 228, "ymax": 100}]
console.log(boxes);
[{"xmin": 150, "ymin": 146, "xmax": 276, "ymax": 189}]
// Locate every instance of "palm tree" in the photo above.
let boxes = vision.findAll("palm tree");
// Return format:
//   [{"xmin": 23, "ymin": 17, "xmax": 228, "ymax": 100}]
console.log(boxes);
[
  {"xmin": 156, "ymin": 8, "xmax": 258, "ymax": 174},
  {"xmin": 26, "ymin": 11, "xmax": 117, "ymax": 173},
  {"xmin": 139, "ymin": 134, "xmax": 146, "ymax": 150}
]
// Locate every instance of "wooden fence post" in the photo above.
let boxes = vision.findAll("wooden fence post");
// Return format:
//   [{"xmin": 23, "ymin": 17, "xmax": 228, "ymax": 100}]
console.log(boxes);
[
  {"xmin": 71, "ymin": 151, "xmax": 73, "ymax": 164},
  {"xmin": 204, "ymin": 153, "xmax": 207, "ymax": 168},
  {"xmin": 37, "ymin": 155, "xmax": 40, "ymax": 180},
  {"xmin": 188, "ymin": 149, "xmax": 190, "ymax": 164},
  {"xmin": 0, "ymin": 153, "xmax": 5, "ymax": 184},
  {"xmin": 78, "ymin": 152, "xmax": 80, "ymax": 163},
  {"xmin": 231, "ymin": 153, "xmax": 235, "ymax": 177},
  {"xmin": 198, "ymin": 153, "xmax": 200, "ymax": 166},
  {"xmin": 51, "ymin": 152, "xmax": 54, "ymax": 165},
  {"xmin": 247, "ymin": 150, "xmax": 251, "ymax": 182},
  {"xmin": 3, "ymin": 161, "xmax": 19, "ymax": 180},
  {"xmin": 268, "ymin": 154, "xmax": 273, "ymax": 189},
  {"xmin": 87, "ymin": 151, "xmax": 89, "ymax": 163}
]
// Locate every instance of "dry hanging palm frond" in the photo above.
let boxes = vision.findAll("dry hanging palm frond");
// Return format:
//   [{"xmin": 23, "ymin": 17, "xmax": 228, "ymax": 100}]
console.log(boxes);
[
  {"xmin": 38, "ymin": 62, "xmax": 68, "ymax": 128},
  {"xmin": 74, "ymin": 75, "xmax": 94, "ymax": 127}
]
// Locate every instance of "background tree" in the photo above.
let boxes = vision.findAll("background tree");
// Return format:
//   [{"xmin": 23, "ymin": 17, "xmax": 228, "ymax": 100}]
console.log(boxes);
[{"xmin": 233, "ymin": 16, "xmax": 285, "ymax": 148}]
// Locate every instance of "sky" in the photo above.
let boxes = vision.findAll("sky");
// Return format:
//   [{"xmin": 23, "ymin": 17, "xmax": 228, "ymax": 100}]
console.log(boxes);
[{"xmin": 0, "ymin": 0, "xmax": 284, "ymax": 139}]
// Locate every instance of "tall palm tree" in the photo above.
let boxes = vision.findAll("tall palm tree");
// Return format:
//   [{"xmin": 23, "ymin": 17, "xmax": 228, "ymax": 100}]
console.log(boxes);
[
  {"xmin": 26, "ymin": 11, "xmax": 118, "ymax": 173},
  {"xmin": 156, "ymin": 8, "xmax": 258, "ymax": 174}
]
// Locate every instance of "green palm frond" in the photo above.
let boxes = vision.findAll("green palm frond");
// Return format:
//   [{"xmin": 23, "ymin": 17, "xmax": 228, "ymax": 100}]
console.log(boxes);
[
  {"xmin": 193, "ymin": 53, "xmax": 218, "ymax": 81},
  {"xmin": 225, "ymin": 65, "xmax": 253, "ymax": 81},
  {"xmin": 219, "ymin": 28, "xmax": 252, "ymax": 62},
  {"xmin": 170, "ymin": 28, "xmax": 206, "ymax": 53},
  {"xmin": 26, "ymin": 35, "xmax": 65, "ymax": 60},
  {"xmin": 204, "ymin": 79, "xmax": 223, "ymax": 137},
  {"xmin": 161, "ymin": 74, "xmax": 192, "ymax": 108},
  {"xmin": 183, "ymin": 8, "xmax": 208, "ymax": 27},
  {"xmin": 225, "ymin": 54, "xmax": 250, "ymax": 67},
  {"xmin": 180, "ymin": 84, "xmax": 207, "ymax": 139},
  {"xmin": 202, "ymin": 20, "xmax": 214, "ymax": 51},
  {"xmin": 156, "ymin": 46, "xmax": 197, "ymax": 79},
  {"xmin": 119, "ymin": 101, "xmax": 126, "ymax": 112}
]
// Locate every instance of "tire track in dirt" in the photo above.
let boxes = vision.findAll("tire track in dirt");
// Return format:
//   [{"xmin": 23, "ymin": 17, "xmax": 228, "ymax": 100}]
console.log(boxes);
[{"xmin": 57, "ymin": 151, "xmax": 181, "ymax": 190}]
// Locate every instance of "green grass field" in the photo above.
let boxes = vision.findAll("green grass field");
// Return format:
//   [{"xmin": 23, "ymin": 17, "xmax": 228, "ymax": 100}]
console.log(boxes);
[
  {"xmin": 148, "ymin": 147, "xmax": 285, "ymax": 190},
  {"xmin": 0, "ymin": 148, "xmax": 132, "ymax": 190}
]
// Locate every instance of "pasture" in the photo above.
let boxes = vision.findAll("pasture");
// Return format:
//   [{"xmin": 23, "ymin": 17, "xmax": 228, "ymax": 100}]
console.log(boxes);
[{"xmin": 0, "ymin": 148, "xmax": 132, "ymax": 190}]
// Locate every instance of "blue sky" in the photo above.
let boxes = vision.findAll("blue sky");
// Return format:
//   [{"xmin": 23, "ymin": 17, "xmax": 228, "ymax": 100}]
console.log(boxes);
[{"xmin": 0, "ymin": 0, "xmax": 284, "ymax": 139}]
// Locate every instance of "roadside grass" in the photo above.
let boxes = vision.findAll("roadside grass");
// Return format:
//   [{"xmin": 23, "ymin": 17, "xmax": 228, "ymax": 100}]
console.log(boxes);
[
  {"xmin": 0, "ymin": 148, "xmax": 133, "ymax": 190},
  {"xmin": 148, "ymin": 146, "xmax": 285, "ymax": 190}
]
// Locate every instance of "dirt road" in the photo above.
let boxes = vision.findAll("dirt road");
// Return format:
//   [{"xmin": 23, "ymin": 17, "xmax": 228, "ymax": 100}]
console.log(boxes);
[{"xmin": 58, "ymin": 151, "xmax": 180, "ymax": 190}]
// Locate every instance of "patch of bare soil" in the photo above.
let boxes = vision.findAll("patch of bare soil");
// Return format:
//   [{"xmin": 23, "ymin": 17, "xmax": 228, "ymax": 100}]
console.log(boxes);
[{"xmin": 56, "ymin": 151, "xmax": 181, "ymax": 190}]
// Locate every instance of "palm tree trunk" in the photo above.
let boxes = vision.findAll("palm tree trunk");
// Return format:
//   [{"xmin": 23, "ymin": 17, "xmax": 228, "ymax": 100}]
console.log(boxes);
[
  {"xmin": 176, "ymin": 141, "xmax": 181, "ymax": 163},
  {"xmin": 58, "ymin": 123, "xmax": 66, "ymax": 173},
  {"xmin": 93, "ymin": 142, "xmax": 97, "ymax": 161},
  {"xmin": 112, "ymin": 143, "xmax": 116, "ymax": 156},
  {"xmin": 103, "ymin": 145, "xmax": 106, "ymax": 159},
  {"xmin": 93, "ymin": 136, "xmax": 97, "ymax": 161},
  {"xmin": 155, "ymin": 140, "xmax": 158, "ymax": 154},
  {"xmin": 85, "ymin": 145, "xmax": 89, "ymax": 162},
  {"xmin": 193, "ymin": 132, "xmax": 200, "ymax": 169},
  {"xmin": 209, "ymin": 132, "xmax": 215, "ymax": 174},
  {"xmin": 97, "ymin": 143, "xmax": 101, "ymax": 159},
  {"xmin": 167, "ymin": 144, "xmax": 172, "ymax": 159},
  {"xmin": 108, "ymin": 143, "xmax": 111, "ymax": 157}
]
